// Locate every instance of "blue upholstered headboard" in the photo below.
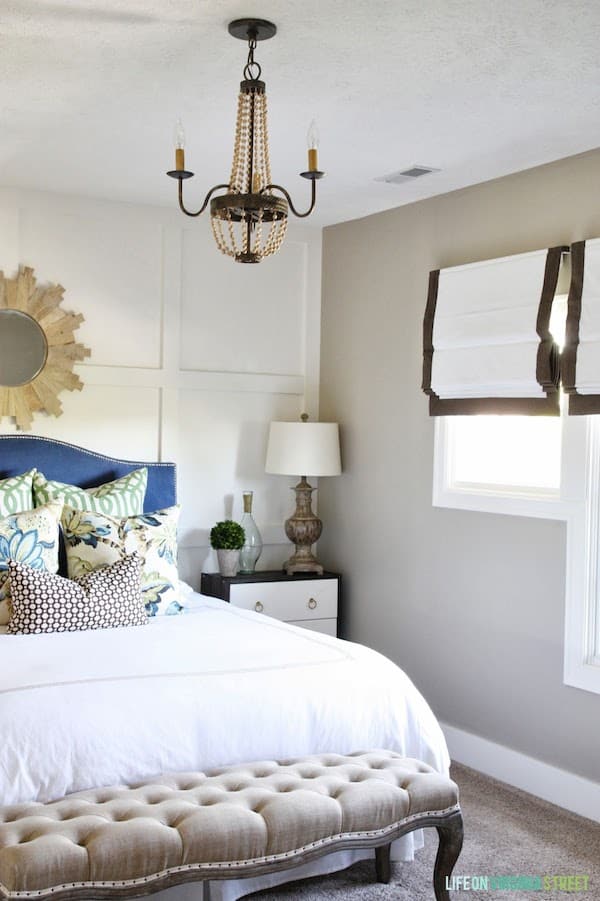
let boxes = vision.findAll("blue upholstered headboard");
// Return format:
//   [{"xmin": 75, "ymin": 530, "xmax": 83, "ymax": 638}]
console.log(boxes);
[{"xmin": 0, "ymin": 435, "xmax": 176, "ymax": 511}]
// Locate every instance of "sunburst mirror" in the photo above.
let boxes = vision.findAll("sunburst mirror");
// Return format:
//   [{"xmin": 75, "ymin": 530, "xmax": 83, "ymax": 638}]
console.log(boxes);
[{"xmin": 0, "ymin": 266, "xmax": 90, "ymax": 430}]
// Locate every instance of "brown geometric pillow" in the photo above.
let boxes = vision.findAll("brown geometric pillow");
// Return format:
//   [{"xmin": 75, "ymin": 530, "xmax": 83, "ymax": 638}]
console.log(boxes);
[{"xmin": 7, "ymin": 554, "xmax": 147, "ymax": 635}]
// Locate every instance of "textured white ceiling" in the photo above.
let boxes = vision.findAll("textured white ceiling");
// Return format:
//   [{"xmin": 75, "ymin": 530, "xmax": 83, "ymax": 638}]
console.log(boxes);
[{"xmin": 1, "ymin": 0, "xmax": 600, "ymax": 226}]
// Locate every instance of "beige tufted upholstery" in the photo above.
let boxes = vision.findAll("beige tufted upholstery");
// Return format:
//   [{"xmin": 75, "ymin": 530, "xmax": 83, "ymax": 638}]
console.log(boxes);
[{"xmin": 0, "ymin": 751, "xmax": 460, "ymax": 900}]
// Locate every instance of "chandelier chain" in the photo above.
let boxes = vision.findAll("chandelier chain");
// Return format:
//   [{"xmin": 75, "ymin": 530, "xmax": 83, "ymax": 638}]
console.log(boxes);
[{"xmin": 243, "ymin": 37, "xmax": 262, "ymax": 81}]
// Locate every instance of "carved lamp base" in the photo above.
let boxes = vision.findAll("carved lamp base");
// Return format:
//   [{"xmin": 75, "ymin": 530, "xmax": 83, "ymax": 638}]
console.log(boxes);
[{"xmin": 284, "ymin": 477, "xmax": 324, "ymax": 575}]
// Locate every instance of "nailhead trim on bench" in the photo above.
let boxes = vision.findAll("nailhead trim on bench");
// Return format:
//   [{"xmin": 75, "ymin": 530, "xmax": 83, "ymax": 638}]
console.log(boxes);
[
  {"xmin": 0, "ymin": 752, "xmax": 464, "ymax": 901},
  {"xmin": 0, "ymin": 805, "xmax": 461, "ymax": 899}
]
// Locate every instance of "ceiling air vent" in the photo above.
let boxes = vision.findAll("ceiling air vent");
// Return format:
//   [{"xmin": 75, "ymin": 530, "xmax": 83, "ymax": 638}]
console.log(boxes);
[{"xmin": 375, "ymin": 165, "xmax": 440, "ymax": 185}]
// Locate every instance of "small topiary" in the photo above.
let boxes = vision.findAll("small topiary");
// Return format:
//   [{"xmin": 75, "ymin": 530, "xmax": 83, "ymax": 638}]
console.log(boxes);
[{"xmin": 210, "ymin": 520, "xmax": 245, "ymax": 550}]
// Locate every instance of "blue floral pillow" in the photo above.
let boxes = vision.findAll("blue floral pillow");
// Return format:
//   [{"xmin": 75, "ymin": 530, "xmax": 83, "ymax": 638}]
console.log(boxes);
[
  {"xmin": 61, "ymin": 505, "xmax": 181, "ymax": 617},
  {"xmin": 0, "ymin": 501, "xmax": 63, "ymax": 625}
]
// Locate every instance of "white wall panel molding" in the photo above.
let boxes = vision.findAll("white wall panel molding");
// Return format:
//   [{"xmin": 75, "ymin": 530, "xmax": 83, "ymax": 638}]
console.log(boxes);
[
  {"xmin": 0, "ymin": 187, "xmax": 322, "ymax": 590},
  {"xmin": 159, "ymin": 225, "xmax": 182, "ymax": 463},
  {"xmin": 5, "ymin": 186, "xmax": 187, "ymax": 231},
  {"xmin": 180, "ymin": 229, "xmax": 307, "ymax": 377},
  {"xmin": 2, "ymin": 385, "xmax": 162, "ymax": 462},
  {"xmin": 161, "ymin": 225, "xmax": 183, "ymax": 374},
  {"xmin": 159, "ymin": 388, "xmax": 180, "ymax": 466},
  {"xmin": 299, "ymin": 230, "xmax": 323, "ymax": 418},
  {"xmin": 80, "ymin": 365, "xmax": 305, "ymax": 396},
  {"xmin": 176, "ymin": 370, "xmax": 305, "ymax": 395},
  {"xmin": 20, "ymin": 207, "xmax": 164, "ymax": 370}
]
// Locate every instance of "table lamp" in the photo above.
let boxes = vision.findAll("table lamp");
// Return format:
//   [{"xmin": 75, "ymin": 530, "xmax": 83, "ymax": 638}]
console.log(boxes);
[{"xmin": 265, "ymin": 415, "xmax": 341, "ymax": 574}]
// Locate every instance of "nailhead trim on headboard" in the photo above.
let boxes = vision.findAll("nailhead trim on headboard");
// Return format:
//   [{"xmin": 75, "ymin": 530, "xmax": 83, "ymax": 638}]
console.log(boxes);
[{"xmin": 0, "ymin": 435, "xmax": 177, "ymax": 512}]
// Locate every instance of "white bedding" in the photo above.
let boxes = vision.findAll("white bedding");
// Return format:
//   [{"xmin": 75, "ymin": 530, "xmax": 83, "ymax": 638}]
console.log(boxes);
[{"xmin": 0, "ymin": 590, "xmax": 449, "ymax": 900}]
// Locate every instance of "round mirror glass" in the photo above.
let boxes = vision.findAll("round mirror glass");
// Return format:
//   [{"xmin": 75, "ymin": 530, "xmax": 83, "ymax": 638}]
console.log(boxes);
[{"xmin": 0, "ymin": 310, "xmax": 48, "ymax": 386}]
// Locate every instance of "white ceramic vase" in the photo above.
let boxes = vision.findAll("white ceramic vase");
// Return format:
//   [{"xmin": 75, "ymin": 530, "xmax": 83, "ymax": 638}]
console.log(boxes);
[{"xmin": 217, "ymin": 548, "xmax": 240, "ymax": 577}]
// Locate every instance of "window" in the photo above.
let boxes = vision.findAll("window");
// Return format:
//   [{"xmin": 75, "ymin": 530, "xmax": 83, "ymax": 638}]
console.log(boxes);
[
  {"xmin": 449, "ymin": 416, "xmax": 561, "ymax": 493},
  {"xmin": 433, "ymin": 292, "xmax": 570, "ymax": 517},
  {"xmin": 428, "ymin": 253, "xmax": 600, "ymax": 694},
  {"xmin": 433, "ymin": 411, "xmax": 600, "ymax": 694},
  {"xmin": 442, "ymin": 413, "xmax": 561, "ymax": 493},
  {"xmin": 433, "ymin": 412, "xmax": 571, "ymax": 519},
  {"xmin": 564, "ymin": 418, "xmax": 600, "ymax": 694}
]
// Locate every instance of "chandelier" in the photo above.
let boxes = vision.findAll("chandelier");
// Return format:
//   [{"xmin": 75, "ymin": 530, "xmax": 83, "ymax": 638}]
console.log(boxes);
[{"xmin": 167, "ymin": 18, "xmax": 324, "ymax": 264}]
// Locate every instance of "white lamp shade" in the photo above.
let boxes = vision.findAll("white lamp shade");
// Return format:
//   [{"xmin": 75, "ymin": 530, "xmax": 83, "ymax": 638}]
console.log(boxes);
[{"xmin": 265, "ymin": 421, "xmax": 341, "ymax": 477}]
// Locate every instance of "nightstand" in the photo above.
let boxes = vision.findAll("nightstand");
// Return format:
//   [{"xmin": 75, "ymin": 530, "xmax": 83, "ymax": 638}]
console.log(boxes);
[{"xmin": 200, "ymin": 571, "xmax": 340, "ymax": 637}]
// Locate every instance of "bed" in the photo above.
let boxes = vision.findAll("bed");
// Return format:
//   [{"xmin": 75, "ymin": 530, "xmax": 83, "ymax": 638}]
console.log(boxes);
[{"xmin": 0, "ymin": 436, "xmax": 450, "ymax": 901}]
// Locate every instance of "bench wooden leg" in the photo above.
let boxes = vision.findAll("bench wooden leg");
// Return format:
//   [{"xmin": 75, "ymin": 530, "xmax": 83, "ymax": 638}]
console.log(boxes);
[
  {"xmin": 433, "ymin": 810, "xmax": 464, "ymax": 900},
  {"xmin": 375, "ymin": 843, "xmax": 391, "ymax": 883}
]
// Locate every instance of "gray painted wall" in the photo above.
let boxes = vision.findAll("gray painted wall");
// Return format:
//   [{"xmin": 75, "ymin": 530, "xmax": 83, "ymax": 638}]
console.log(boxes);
[{"xmin": 318, "ymin": 149, "xmax": 600, "ymax": 783}]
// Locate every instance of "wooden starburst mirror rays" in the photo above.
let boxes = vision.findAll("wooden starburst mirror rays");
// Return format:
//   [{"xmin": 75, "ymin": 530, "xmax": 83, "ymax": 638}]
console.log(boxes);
[{"xmin": 0, "ymin": 267, "xmax": 90, "ymax": 430}]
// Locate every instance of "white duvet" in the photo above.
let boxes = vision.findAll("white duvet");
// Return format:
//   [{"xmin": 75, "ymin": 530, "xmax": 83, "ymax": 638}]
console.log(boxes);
[
  {"xmin": 0, "ymin": 592, "xmax": 449, "ymax": 899},
  {"xmin": 1, "ymin": 593, "xmax": 449, "ymax": 805}
]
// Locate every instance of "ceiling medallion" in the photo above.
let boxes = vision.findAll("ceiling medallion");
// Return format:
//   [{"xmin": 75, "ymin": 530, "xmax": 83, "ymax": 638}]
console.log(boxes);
[
  {"xmin": 0, "ymin": 267, "xmax": 90, "ymax": 430},
  {"xmin": 167, "ymin": 18, "xmax": 324, "ymax": 264}
]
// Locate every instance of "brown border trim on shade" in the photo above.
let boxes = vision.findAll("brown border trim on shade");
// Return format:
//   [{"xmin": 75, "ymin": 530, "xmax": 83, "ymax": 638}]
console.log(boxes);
[
  {"xmin": 422, "ymin": 248, "xmax": 564, "ymax": 417},
  {"xmin": 568, "ymin": 393, "xmax": 600, "ymax": 414},
  {"xmin": 562, "ymin": 240, "xmax": 584, "ymax": 394},
  {"xmin": 421, "ymin": 268, "xmax": 439, "ymax": 395},
  {"xmin": 429, "ymin": 394, "xmax": 560, "ymax": 416},
  {"xmin": 536, "ymin": 245, "xmax": 565, "ymax": 393},
  {"xmin": 560, "ymin": 240, "xmax": 600, "ymax": 415}
]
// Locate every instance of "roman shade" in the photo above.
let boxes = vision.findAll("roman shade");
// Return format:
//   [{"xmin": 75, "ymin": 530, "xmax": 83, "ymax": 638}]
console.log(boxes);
[
  {"xmin": 422, "ymin": 246, "xmax": 564, "ymax": 415},
  {"xmin": 562, "ymin": 239, "xmax": 600, "ymax": 414}
]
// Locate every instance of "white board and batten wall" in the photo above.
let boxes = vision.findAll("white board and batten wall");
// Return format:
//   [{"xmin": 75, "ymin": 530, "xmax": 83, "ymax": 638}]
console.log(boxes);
[{"xmin": 0, "ymin": 186, "xmax": 323, "ymax": 586}]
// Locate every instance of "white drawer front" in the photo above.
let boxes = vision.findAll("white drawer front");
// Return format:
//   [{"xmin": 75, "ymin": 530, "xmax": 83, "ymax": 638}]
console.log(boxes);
[
  {"xmin": 287, "ymin": 618, "xmax": 337, "ymax": 637},
  {"xmin": 230, "ymin": 579, "xmax": 337, "ymax": 622}
]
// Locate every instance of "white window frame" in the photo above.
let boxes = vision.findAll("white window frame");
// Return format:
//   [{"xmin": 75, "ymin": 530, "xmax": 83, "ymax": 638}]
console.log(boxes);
[
  {"xmin": 433, "ymin": 414, "xmax": 600, "ymax": 695},
  {"xmin": 564, "ymin": 418, "xmax": 600, "ymax": 694}
]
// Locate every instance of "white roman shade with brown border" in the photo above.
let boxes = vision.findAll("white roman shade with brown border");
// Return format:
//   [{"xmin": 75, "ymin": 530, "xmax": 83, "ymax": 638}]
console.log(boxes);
[
  {"xmin": 422, "ymin": 246, "xmax": 564, "ymax": 415},
  {"xmin": 562, "ymin": 239, "xmax": 600, "ymax": 414}
]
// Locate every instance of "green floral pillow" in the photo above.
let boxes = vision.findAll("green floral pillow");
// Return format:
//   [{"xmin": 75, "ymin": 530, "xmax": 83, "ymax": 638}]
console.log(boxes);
[
  {"xmin": 0, "ymin": 470, "xmax": 36, "ymax": 517},
  {"xmin": 33, "ymin": 468, "xmax": 148, "ymax": 517},
  {"xmin": 0, "ymin": 500, "xmax": 63, "ymax": 625},
  {"xmin": 61, "ymin": 505, "xmax": 181, "ymax": 617}
]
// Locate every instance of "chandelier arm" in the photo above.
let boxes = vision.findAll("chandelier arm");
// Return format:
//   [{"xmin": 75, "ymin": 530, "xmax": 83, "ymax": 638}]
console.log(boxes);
[
  {"xmin": 177, "ymin": 181, "xmax": 231, "ymax": 218},
  {"xmin": 261, "ymin": 179, "xmax": 317, "ymax": 219}
]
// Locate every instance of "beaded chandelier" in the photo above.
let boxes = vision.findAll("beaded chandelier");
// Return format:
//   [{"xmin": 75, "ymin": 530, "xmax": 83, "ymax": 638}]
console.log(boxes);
[{"xmin": 167, "ymin": 18, "xmax": 324, "ymax": 264}]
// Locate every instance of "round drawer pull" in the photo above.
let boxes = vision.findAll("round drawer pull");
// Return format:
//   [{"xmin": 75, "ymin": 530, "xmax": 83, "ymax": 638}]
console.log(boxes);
[
  {"xmin": 308, "ymin": 598, "xmax": 317, "ymax": 610},
  {"xmin": 254, "ymin": 601, "xmax": 264, "ymax": 613}
]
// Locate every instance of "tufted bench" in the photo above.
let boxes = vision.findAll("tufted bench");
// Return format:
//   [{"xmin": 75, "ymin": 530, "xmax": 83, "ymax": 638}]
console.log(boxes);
[{"xmin": 0, "ymin": 751, "xmax": 463, "ymax": 901}]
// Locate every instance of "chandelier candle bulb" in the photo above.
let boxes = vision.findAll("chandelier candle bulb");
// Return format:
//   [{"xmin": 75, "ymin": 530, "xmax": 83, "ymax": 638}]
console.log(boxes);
[
  {"xmin": 174, "ymin": 119, "xmax": 186, "ymax": 170},
  {"xmin": 307, "ymin": 119, "xmax": 319, "ymax": 171}
]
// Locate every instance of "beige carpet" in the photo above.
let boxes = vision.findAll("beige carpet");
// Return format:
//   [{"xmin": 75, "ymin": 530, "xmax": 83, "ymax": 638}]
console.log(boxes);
[{"xmin": 247, "ymin": 762, "xmax": 600, "ymax": 900}]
